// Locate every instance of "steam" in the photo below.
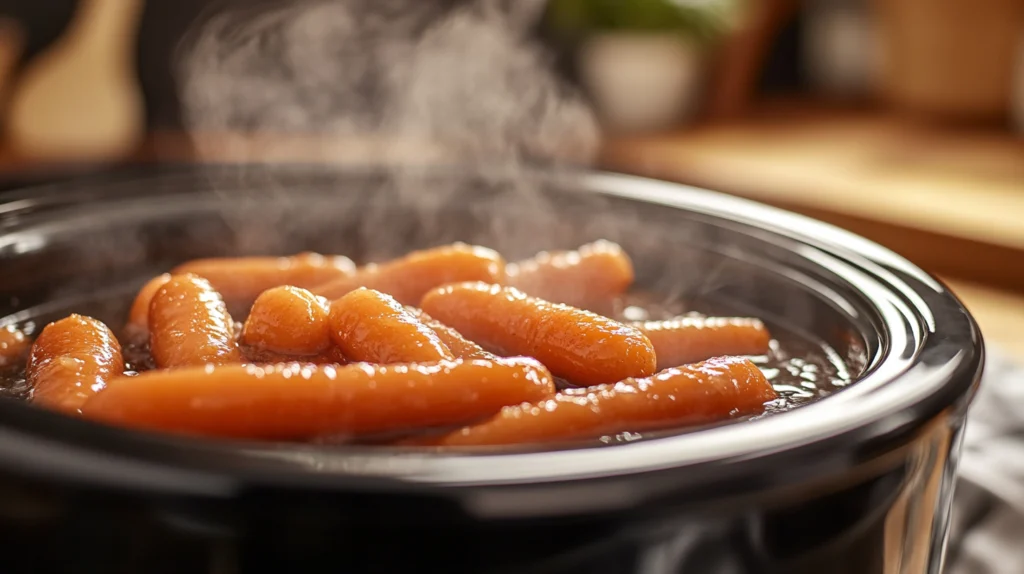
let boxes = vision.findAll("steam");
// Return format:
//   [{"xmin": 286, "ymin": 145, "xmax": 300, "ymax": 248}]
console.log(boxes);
[
  {"xmin": 173, "ymin": 0, "xmax": 720, "ymax": 307},
  {"xmin": 177, "ymin": 0, "xmax": 601, "ymax": 167},
  {"xmin": 172, "ymin": 0, "xmax": 630, "ymax": 279}
]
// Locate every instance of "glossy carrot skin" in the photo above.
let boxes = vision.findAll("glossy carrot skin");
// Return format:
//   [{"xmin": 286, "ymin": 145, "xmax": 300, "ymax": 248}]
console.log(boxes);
[
  {"xmin": 173, "ymin": 252, "xmax": 356, "ymax": 306},
  {"xmin": 27, "ymin": 315, "xmax": 124, "ymax": 414},
  {"xmin": 242, "ymin": 286, "xmax": 332, "ymax": 355},
  {"xmin": 313, "ymin": 243, "xmax": 506, "ymax": 305},
  {"xmin": 329, "ymin": 288, "xmax": 453, "ymax": 364},
  {"xmin": 82, "ymin": 357, "xmax": 556, "ymax": 440},
  {"xmin": 0, "ymin": 324, "xmax": 29, "ymax": 368},
  {"xmin": 420, "ymin": 282, "xmax": 656, "ymax": 386},
  {"xmin": 437, "ymin": 356, "xmax": 776, "ymax": 446},
  {"xmin": 406, "ymin": 307, "xmax": 494, "ymax": 360},
  {"xmin": 125, "ymin": 273, "xmax": 172, "ymax": 340},
  {"xmin": 635, "ymin": 317, "xmax": 772, "ymax": 370},
  {"xmin": 149, "ymin": 274, "xmax": 241, "ymax": 368},
  {"xmin": 506, "ymin": 240, "xmax": 634, "ymax": 309}
]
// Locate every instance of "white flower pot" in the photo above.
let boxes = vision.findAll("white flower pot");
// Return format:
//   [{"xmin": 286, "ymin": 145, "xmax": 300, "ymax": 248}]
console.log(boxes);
[{"xmin": 578, "ymin": 33, "xmax": 705, "ymax": 133}]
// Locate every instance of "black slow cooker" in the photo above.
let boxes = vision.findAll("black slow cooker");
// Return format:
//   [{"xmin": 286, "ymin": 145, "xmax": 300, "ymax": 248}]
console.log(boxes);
[{"xmin": 0, "ymin": 166, "xmax": 983, "ymax": 574}]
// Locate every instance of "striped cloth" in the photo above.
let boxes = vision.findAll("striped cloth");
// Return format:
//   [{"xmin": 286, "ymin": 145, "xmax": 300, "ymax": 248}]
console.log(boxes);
[{"xmin": 948, "ymin": 351, "xmax": 1024, "ymax": 574}]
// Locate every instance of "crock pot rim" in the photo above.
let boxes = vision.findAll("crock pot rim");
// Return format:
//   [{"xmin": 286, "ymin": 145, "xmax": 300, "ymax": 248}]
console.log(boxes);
[{"xmin": 0, "ymin": 164, "xmax": 985, "ymax": 497}]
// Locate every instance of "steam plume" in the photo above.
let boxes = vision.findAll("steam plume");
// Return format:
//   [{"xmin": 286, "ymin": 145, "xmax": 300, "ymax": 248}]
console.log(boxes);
[{"xmin": 177, "ymin": 0, "xmax": 601, "ymax": 167}]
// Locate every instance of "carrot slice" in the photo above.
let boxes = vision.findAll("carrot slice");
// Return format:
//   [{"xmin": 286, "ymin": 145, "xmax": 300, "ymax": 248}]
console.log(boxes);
[
  {"xmin": 173, "ymin": 252, "xmax": 356, "ymax": 307},
  {"xmin": 506, "ymin": 240, "xmax": 634, "ymax": 308},
  {"xmin": 82, "ymin": 357, "xmax": 555, "ymax": 440},
  {"xmin": 634, "ymin": 317, "xmax": 772, "ymax": 370},
  {"xmin": 242, "ymin": 286, "xmax": 332, "ymax": 356},
  {"xmin": 27, "ymin": 315, "xmax": 124, "ymax": 414},
  {"xmin": 312, "ymin": 243, "xmax": 506, "ymax": 305},
  {"xmin": 436, "ymin": 356, "xmax": 776, "ymax": 446},
  {"xmin": 149, "ymin": 274, "xmax": 241, "ymax": 368},
  {"xmin": 329, "ymin": 288, "xmax": 453, "ymax": 363},
  {"xmin": 420, "ymin": 282, "xmax": 656, "ymax": 386}
]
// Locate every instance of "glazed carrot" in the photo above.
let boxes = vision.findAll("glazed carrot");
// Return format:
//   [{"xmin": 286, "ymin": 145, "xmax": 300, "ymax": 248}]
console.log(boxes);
[
  {"xmin": 241, "ymin": 286, "xmax": 332, "ymax": 355},
  {"xmin": 124, "ymin": 273, "xmax": 171, "ymax": 340},
  {"xmin": 313, "ymin": 243, "xmax": 506, "ymax": 305},
  {"xmin": 436, "ymin": 356, "xmax": 776, "ymax": 447},
  {"xmin": 406, "ymin": 307, "xmax": 495, "ymax": 360},
  {"xmin": 329, "ymin": 288, "xmax": 453, "ymax": 364},
  {"xmin": 420, "ymin": 282, "xmax": 656, "ymax": 386},
  {"xmin": 0, "ymin": 324, "xmax": 29, "ymax": 368},
  {"xmin": 149, "ymin": 274, "xmax": 241, "ymax": 368},
  {"xmin": 634, "ymin": 317, "xmax": 772, "ymax": 370},
  {"xmin": 27, "ymin": 315, "xmax": 124, "ymax": 414},
  {"xmin": 506, "ymin": 240, "xmax": 634, "ymax": 308},
  {"xmin": 172, "ymin": 252, "xmax": 356, "ymax": 306},
  {"xmin": 82, "ymin": 357, "xmax": 556, "ymax": 440}
]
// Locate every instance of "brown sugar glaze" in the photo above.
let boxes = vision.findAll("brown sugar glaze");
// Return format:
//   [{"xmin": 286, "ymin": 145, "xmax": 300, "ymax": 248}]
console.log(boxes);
[{"xmin": 0, "ymin": 280, "xmax": 856, "ymax": 446}]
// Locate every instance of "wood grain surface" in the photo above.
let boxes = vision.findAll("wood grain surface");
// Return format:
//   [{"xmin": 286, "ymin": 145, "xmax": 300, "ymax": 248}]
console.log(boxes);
[{"xmin": 601, "ymin": 99, "xmax": 1024, "ymax": 356}]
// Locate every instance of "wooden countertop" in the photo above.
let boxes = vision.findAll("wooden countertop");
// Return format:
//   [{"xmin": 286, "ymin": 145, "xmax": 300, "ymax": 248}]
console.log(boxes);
[
  {"xmin": 601, "ymin": 101, "xmax": 1024, "ymax": 357},
  {"xmin": 943, "ymin": 279, "xmax": 1024, "ymax": 357}
]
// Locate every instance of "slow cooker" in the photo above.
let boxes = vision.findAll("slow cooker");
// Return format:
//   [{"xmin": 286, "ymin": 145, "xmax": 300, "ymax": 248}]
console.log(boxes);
[{"xmin": 0, "ymin": 165, "xmax": 983, "ymax": 573}]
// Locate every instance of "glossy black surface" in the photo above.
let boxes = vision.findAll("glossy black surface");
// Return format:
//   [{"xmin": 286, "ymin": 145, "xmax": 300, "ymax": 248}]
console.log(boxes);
[{"xmin": 0, "ymin": 166, "xmax": 983, "ymax": 573}]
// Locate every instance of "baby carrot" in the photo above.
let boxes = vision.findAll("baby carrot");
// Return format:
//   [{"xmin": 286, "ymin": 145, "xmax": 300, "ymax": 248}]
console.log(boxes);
[
  {"xmin": 420, "ymin": 282, "xmax": 656, "ymax": 386},
  {"xmin": 312, "ymin": 243, "xmax": 506, "ymax": 305},
  {"xmin": 0, "ymin": 324, "xmax": 29, "ymax": 368},
  {"xmin": 173, "ymin": 252, "xmax": 356, "ymax": 306},
  {"xmin": 329, "ymin": 288, "xmax": 453, "ymax": 364},
  {"xmin": 241, "ymin": 286, "xmax": 332, "ymax": 356},
  {"xmin": 436, "ymin": 356, "xmax": 776, "ymax": 447},
  {"xmin": 27, "ymin": 315, "xmax": 124, "ymax": 414},
  {"xmin": 506, "ymin": 240, "xmax": 634, "ymax": 308},
  {"xmin": 82, "ymin": 357, "xmax": 555, "ymax": 440},
  {"xmin": 634, "ymin": 317, "xmax": 772, "ymax": 370},
  {"xmin": 406, "ymin": 307, "xmax": 495, "ymax": 360},
  {"xmin": 149, "ymin": 274, "xmax": 241, "ymax": 368},
  {"xmin": 124, "ymin": 273, "xmax": 172, "ymax": 340}
]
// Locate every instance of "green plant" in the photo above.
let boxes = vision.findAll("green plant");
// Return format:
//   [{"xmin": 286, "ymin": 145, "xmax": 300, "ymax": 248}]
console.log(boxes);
[{"xmin": 545, "ymin": 0, "xmax": 740, "ymax": 42}]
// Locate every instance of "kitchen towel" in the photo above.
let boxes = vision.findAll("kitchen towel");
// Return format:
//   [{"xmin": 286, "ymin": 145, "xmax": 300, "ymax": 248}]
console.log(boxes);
[{"xmin": 948, "ymin": 349, "xmax": 1024, "ymax": 574}]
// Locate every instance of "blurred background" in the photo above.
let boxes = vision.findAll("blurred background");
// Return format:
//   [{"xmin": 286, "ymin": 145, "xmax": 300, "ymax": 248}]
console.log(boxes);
[{"xmin": 0, "ymin": 0, "xmax": 1020, "ymax": 353}]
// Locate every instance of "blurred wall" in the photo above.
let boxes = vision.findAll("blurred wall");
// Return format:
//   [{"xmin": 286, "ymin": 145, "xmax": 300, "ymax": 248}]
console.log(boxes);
[
  {"xmin": 0, "ymin": 0, "xmax": 808, "ymax": 135},
  {"xmin": 0, "ymin": 0, "xmax": 210, "ymax": 131}
]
